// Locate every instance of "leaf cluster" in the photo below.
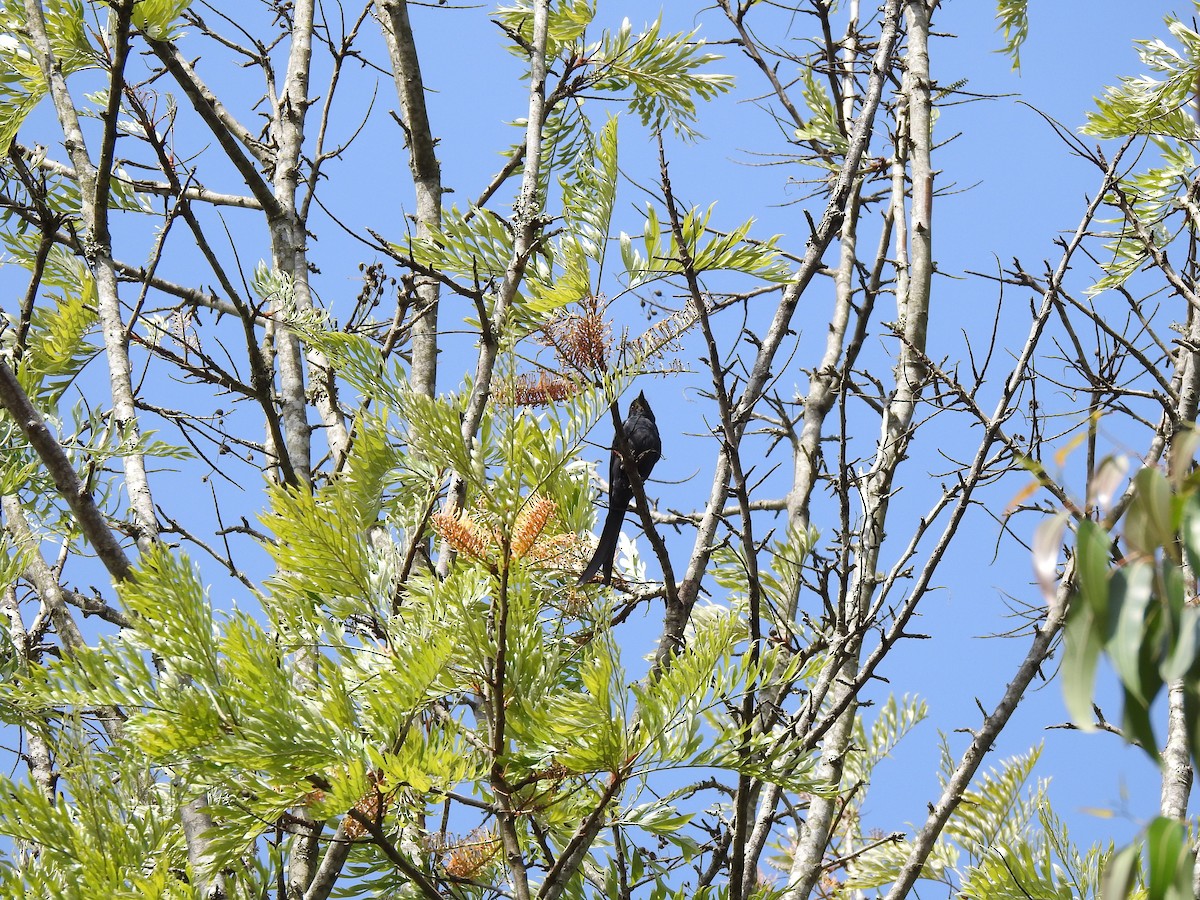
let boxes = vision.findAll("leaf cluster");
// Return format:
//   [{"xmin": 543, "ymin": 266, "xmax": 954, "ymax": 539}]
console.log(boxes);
[
  {"xmin": 0, "ymin": 0, "xmax": 100, "ymax": 151},
  {"xmin": 1060, "ymin": 454, "xmax": 1200, "ymax": 764},
  {"xmin": 1052, "ymin": 435, "xmax": 1200, "ymax": 898},
  {"xmin": 845, "ymin": 745, "xmax": 1105, "ymax": 899},
  {"xmin": 1083, "ymin": 20, "xmax": 1200, "ymax": 140}
]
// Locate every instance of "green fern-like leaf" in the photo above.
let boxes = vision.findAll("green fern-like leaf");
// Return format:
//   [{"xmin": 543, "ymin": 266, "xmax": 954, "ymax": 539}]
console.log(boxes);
[
  {"xmin": 958, "ymin": 837, "xmax": 1074, "ymax": 900},
  {"xmin": 260, "ymin": 482, "xmax": 379, "ymax": 624},
  {"xmin": 794, "ymin": 65, "xmax": 848, "ymax": 155},
  {"xmin": 118, "ymin": 544, "xmax": 220, "ymax": 684},
  {"xmin": 588, "ymin": 17, "xmax": 733, "ymax": 139},
  {"xmin": 0, "ymin": 525, "xmax": 31, "ymax": 595},
  {"xmin": 524, "ymin": 115, "xmax": 622, "ymax": 320},
  {"xmin": 845, "ymin": 693, "xmax": 929, "ymax": 786},
  {"xmin": 1087, "ymin": 139, "xmax": 1192, "ymax": 297},
  {"xmin": 534, "ymin": 640, "xmax": 631, "ymax": 772},
  {"xmin": 494, "ymin": 0, "xmax": 595, "ymax": 61},
  {"xmin": 563, "ymin": 114, "xmax": 619, "ymax": 264},
  {"xmin": 632, "ymin": 603, "xmax": 745, "ymax": 768},
  {"xmin": 1083, "ymin": 21, "xmax": 1200, "ymax": 139},
  {"xmin": 943, "ymin": 744, "xmax": 1043, "ymax": 860},
  {"xmin": 131, "ymin": 0, "xmax": 192, "ymax": 41},
  {"xmin": 404, "ymin": 204, "xmax": 515, "ymax": 282},
  {"xmin": 9, "ymin": 250, "xmax": 100, "ymax": 408},
  {"xmin": 0, "ymin": 726, "xmax": 187, "ymax": 900},
  {"xmin": 621, "ymin": 202, "xmax": 790, "ymax": 287},
  {"xmin": 994, "ymin": 0, "xmax": 1029, "ymax": 71},
  {"xmin": 0, "ymin": 0, "xmax": 101, "ymax": 151},
  {"xmin": 843, "ymin": 837, "xmax": 958, "ymax": 889}
]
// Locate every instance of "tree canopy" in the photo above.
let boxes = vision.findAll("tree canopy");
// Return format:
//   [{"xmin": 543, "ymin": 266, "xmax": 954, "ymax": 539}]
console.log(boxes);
[{"xmin": 1, "ymin": 1, "xmax": 1199, "ymax": 899}]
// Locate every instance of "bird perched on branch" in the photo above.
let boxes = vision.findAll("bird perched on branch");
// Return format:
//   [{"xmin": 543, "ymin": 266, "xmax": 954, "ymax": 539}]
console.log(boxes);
[{"xmin": 577, "ymin": 391, "xmax": 662, "ymax": 586}]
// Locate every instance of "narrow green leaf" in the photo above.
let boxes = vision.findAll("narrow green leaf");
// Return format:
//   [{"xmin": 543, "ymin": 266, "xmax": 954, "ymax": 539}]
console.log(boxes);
[
  {"xmin": 1145, "ymin": 817, "xmax": 1191, "ymax": 900},
  {"xmin": 1126, "ymin": 467, "xmax": 1174, "ymax": 556},
  {"xmin": 1088, "ymin": 454, "xmax": 1129, "ymax": 515},
  {"xmin": 1184, "ymin": 683, "xmax": 1200, "ymax": 780},
  {"xmin": 994, "ymin": 0, "xmax": 1029, "ymax": 71},
  {"xmin": 622, "ymin": 800, "xmax": 693, "ymax": 835},
  {"xmin": 1101, "ymin": 841, "xmax": 1139, "ymax": 900},
  {"xmin": 1137, "ymin": 599, "xmax": 1167, "ymax": 711},
  {"xmin": 1168, "ymin": 427, "xmax": 1200, "ymax": 489},
  {"xmin": 1033, "ymin": 511, "xmax": 1069, "ymax": 602},
  {"xmin": 1120, "ymin": 686, "xmax": 1159, "ymax": 762},
  {"xmin": 1180, "ymin": 493, "xmax": 1200, "ymax": 577},
  {"xmin": 1161, "ymin": 604, "xmax": 1200, "ymax": 682},
  {"xmin": 1075, "ymin": 518, "xmax": 1113, "ymax": 624},
  {"xmin": 1106, "ymin": 561, "xmax": 1154, "ymax": 701},
  {"xmin": 1062, "ymin": 601, "xmax": 1103, "ymax": 728}
]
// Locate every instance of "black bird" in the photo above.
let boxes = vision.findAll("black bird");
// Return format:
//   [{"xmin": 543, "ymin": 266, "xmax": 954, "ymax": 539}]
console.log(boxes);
[{"xmin": 577, "ymin": 391, "xmax": 662, "ymax": 586}]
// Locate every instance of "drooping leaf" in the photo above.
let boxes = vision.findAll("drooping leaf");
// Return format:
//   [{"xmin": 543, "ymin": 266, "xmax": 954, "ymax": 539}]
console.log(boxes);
[
  {"xmin": 1088, "ymin": 454, "xmax": 1129, "ymax": 514},
  {"xmin": 943, "ymin": 746, "xmax": 1042, "ymax": 859},
  {"xmin": 1180, "ymin": 492, "xmax": 1200, "ymax": 578},
  {"xmin": 1084, "ymin": 21, "xmax": 1200, "ymax": 139},
  {"xmin": 494, "ymin": 0, "xmax": 595, "ymax": 61},
  {"xmin": 1126, "ymin": 467, "xmax": 1174, "ymax": 557},
  {"xmin": 587, "ymin": 17, "xmax": 733, "ymax": 139},
  {"xmin": 1032, "ymin": 510, "xmax": 1068, "ymax": 603},
  {"xmin": 131, "ymin": 0, "xmax": 192, "ymax": 41},
  {"xmin": 1105, "ymin": 561, "xmax": 1155, "ymax": 703},
  {"xmin": 793, "ymin": 65, "xmax": 848, "ymax": 156},
  {"xmin": 1075, "ymin": 518, "xmax": 1112, "ymax": 624},
  {"xmin": 1062, "ymin": 597, "xmax": 1104, "ymax": 729},
  {"xmin": 1120, "ymin": 685, "xmax": 1159, "ymax": 762},
  {"xmin": 404, "ymin": 204, "xmax": 515, "ymax": 283},
  {"xmin": 994, "ymin": 0, "xmax": 1029, "ymax": 71}
]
